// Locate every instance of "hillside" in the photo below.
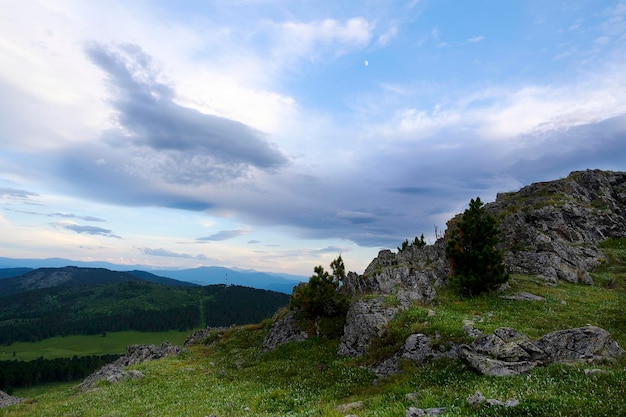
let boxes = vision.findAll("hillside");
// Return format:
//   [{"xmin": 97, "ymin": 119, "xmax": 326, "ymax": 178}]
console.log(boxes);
[
  {"xmin": 1, "ymin": 170, "xmax": 625, "ymax": 416},
  {"xmin": 0, "ymin": 267, "xmax": 289, "ymax": 345}
]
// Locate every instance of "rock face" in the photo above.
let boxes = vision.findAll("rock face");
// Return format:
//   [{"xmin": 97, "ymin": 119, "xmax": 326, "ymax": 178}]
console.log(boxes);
[
  {"xmin": 457, "ymin": 326, "xmax": 625, "ymax": 376},
  {"xmin": 0, "ymin": 390, "xmax": 23, "ymax": 408},
  {"xmin": 80, "ymin": 342, "xmax": 181, "ymax": 391},
  {"xmin": 491, "ymin": 170, "xmax": 626, "ymax": 284},
  {"xmin": 338, "ymin": 241, "xmax": 448, "ymax": 357}
]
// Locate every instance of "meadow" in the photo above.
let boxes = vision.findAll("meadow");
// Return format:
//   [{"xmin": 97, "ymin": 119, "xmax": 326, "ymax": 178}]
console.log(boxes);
[
  {"xmin": 1, "ymin": 330, "xmax": 192, "ymax": 362},
  {"xmin": 2, "ymin": 238, "xmax": 625, "ymax": 416}
]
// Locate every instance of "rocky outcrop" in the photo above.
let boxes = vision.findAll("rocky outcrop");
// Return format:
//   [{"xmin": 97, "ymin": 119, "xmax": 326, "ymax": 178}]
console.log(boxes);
[
  {"xmin": 338, "ymin": 241, "xmax": 447, "ymax": 357},
  {"xmin": 457, "ymin": 325, "xmax": 625, "ymax": 376},
  {"xmin": 491, "ymin": 170, "xmax": 626, "ymax": 284},
  {"xmin": 262, "ymin": 309, "xmax": 308, "ymax": 351},
  {"xmin": 80, "ymin": 342, "xmax": 181, "ymax": 391},
  {"xmin": 0, "ymin": 390, "xmax": 23, "ymax": 408}
]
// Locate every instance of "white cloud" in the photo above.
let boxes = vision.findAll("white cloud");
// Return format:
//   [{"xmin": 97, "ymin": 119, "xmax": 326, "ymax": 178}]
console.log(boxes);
[
  {"xmin": 377, "ymin": 24, "xmax": 399, "ymax": 46},
  {"xmin": 275, "ymin": 17, "xmax": 374, "ymax": 61}
]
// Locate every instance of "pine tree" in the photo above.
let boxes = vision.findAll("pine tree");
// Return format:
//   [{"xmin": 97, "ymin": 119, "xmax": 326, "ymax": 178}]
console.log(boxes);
[
  {"xmin": 445, "ymin": 197, "xmax": 509, "ymax": 296},
  {"xmin": 290, "ymin": 255, "xmax": 348, "ymax": 319}
]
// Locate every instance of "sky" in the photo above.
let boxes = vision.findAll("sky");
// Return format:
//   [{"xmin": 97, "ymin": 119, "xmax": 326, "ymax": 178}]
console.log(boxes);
[{"xmin": 1, "ymin": 0, "xmax": 625, "ymax": 277}]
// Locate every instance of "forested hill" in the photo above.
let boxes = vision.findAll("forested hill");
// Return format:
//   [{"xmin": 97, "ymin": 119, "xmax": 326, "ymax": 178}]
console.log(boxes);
[
  {"xmin": 0, "ymin": 268, "xmax": 289, "ymax": 345},
  {"xmin": 0, "ymin": 266, "xmax": 196, "ymax": 296}
]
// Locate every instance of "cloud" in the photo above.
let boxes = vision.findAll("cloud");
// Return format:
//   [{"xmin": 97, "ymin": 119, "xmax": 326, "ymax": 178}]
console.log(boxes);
[
  {"xmin": 56, "ymin": 223, "xmax": 121, "ymax": 238},
  {"xmin": 50, "ymin": 213, "xmax": 106, "ymax": 222},
  {"xmin": 4, "ymin": 209, "xmax": 105, "ymax": 222},
  {"xmin": 274, "ymin": 17, "xmax": 374, "ymax": 61},
  {"xmin": 84, "ymin": 43, "xmax": 288, "ymax": 184},
  {"xmin": 197, "ymin": 229, "xmax": 251, "ymax": 241},
  {"xmin": 377, "ymin": 24, "xmax": 399, "ymax": 46},
  {"xmin": 0, "ymin": 187, "xmax": 38, "ymax": 200},
  {"xmin": 466, "ymin": 35, "xmax": 485, "ymax": 43},
  {"xmin": 138, "ymin": 247, "xmax": 208, "ymax": 260}
]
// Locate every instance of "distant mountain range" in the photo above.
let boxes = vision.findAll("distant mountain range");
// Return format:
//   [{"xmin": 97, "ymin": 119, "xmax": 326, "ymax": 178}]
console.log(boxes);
[{"xmin": 0, "ymin": 257, "xmax": 305, "ymax": 293}]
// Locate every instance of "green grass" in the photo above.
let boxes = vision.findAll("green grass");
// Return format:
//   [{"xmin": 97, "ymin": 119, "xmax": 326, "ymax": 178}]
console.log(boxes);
[
  {"xmin": 1, "ymin": 239, "xmax": 624, "ymax": 416},
  {"xmin": 1, "ymin": 330, "xmax": 193, "ymax": 361}
]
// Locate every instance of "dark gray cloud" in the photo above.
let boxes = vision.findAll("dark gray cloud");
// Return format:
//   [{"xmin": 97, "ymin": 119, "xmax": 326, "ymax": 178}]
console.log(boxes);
[
  {"xmin": 197, "ymin": 229, "xmax": 250, "ymax": 241},
  {"xmin": 56, "ymin": 223, "xmax": 121, "ymax": 238},
  {"xmin": 138, "ymin": 247, "xmax": 208, "ymax": 260},
  {"xmin": 84, "ymin": 43, "xmax": 288, "ymax": 181}
]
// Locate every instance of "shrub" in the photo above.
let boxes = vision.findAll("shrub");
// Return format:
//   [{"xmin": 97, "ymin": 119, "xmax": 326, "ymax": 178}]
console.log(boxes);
[{"xmin": 445, "ymin": 197, "xmax": 509, "ymax": 296}]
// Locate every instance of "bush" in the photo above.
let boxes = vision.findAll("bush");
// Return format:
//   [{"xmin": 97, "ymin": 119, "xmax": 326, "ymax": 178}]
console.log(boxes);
[{"xmin": 445, "ymin": 197, "xmax": 509, "ymax": 296}]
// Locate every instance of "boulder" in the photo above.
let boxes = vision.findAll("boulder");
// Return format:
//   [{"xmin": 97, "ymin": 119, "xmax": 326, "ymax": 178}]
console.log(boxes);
[
  {"xmin": 0, "ymin": 390, "xmax": 23, "ymax": 408},
  {"xmin": 458, "ymin": 326, "xmax": 624, "ymax": 376},
  {"xmin": 262, "ymin": 309, "xmax": 308, "ymax": 351},
  {"xmin": 338, "ymin": 296, "xmax": 398, "ymax": 357},
  {"xmin": 535, "ymin": 325, "xmax": 626, "ymax": 363}
]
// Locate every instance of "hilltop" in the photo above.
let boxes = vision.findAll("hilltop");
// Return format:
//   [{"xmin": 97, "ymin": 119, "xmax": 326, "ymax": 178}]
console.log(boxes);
[{"xmin": 1, "ymin": 169, "xmax": 625, "ymax": 416}]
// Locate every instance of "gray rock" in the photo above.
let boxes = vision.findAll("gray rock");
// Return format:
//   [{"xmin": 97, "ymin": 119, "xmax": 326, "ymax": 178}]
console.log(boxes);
[
  {"xmin": 336, "ymin": 401, "xmax": 364, "ymax": 412},
  {"xmin": 466, "ymin": 390, "xmax": 519, "ymax": 408},
  {"xmin": 466, "ymin": 390, "xmax": 486, "ymax": 407},
  {"xmin": 492, "ymin": 170, "xmax": 626, "ymax": 284},
  {"xmin": 338, "ymin": 297, "xmax": 399, "ymax": 357},
  {"xmin": 262, "ymin": 309, "xmax": 308, "ymax": 351},
  {"xmin": 406, "ymin": 407, "xmax": 446, "ymax": 416},
  {"xmin": 458, "ymin": 325, "xmax": 624, "ymax": 376},
  {"xmin": 80, "ymin": 341, "xmax": 180, "ymax": 391},
  {"xmin": 501, "ymin": 292, "xmax": 546, "ymax": 301},
  {"xmin": 0, "ymin": 390, "xmax": 23, "ymax": 408},
  {"xmin": 535, "ymin": 325, "xmax": 626, "ymax": 363}
]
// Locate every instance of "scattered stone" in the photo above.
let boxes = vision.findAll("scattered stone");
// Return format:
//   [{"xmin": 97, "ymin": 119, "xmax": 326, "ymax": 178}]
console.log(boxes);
[
  {"xmin": 0, "ymin": 390, "xmax": 24, "ymax": 408},
  {"xmin": 406, "ymin": 406, "xmax": 446, "ymax": 416},
  {"xmin": 427, "ymin": 309, "xmax": 436, "ymax": 317},
  {"xmin": 405, "ymin": 392, "xmax": 419, "ymax": 402},
  {"xmin": 584, "ymin": 368, "xmax": 609, "ymax": 376},
  {"xmin": 466, "ymin": 390, "xmax": 486, "ymax": 407},
  {"xmin": 336, "ymin": 401, "xmax": 364, "ymax": 412},
  {"xmin": 466, "ymin": 390, "xmax": 519, "ymax": 408},
  {"xmin": 501, "ymin": 292, "xmax": 546, "ymax": 301}
]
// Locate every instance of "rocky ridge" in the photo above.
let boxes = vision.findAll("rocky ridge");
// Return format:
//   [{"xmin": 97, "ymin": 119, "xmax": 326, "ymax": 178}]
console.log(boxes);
[{"xmin": 266, "ymin": 169, "xmax": 626, "ymax": 375}]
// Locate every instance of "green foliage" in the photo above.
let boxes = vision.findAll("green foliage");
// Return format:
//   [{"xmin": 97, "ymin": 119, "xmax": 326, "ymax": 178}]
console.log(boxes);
[
  {"xmin": 0, "ymin": 282, "xmax": 289, "ymax": 345},
  {"xmin": 397, "ymin": 234, "xmax": 427, "ymax": 252},
  {"xmin": 290, "ymin": 255, "xmax": 348, "ymax": 319},
  {"xmin": 445, "ymin": 197, "xmax": 509, "ymax": 296}
]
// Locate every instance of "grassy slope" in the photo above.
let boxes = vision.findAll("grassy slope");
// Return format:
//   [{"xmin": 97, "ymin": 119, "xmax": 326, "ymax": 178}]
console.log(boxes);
[
  {"xmin": 1, "ymin": 330, "xmax": 193, "ymax": 362},
  {"xmin": 2, "ymin": 239, "xmax": 625, "ymax": 416}
]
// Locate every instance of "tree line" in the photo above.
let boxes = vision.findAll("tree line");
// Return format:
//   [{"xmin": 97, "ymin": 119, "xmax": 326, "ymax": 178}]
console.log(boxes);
[
  {"xmin": 0, "ymin": 283, "xmax": 289, "ymax": 345},
  {"xmin": 0, "ymin": 354, "xmax": 120, "ymax": 392}
]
